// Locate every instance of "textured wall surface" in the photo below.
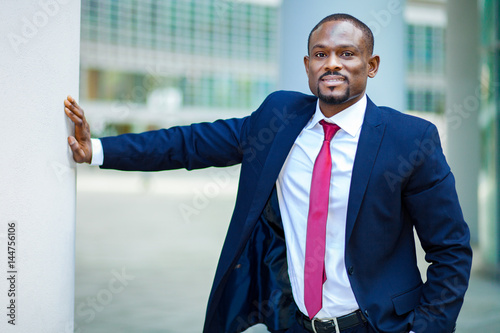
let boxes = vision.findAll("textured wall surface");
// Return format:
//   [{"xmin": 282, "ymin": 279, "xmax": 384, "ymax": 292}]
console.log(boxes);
[{"xmin": 0, "ymin": 1, "xmax": 80, "ymax": 332}]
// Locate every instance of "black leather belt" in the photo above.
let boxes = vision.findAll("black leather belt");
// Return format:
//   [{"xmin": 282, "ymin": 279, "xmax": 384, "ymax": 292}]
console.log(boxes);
[{"xmin": 297, "ymin": 310, "xmax": 367, "ymax": 333}]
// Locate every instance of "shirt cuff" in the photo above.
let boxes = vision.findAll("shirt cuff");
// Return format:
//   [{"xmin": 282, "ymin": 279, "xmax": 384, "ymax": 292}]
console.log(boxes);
[{"xmin": 90, "ymin": 138, "xmax": 104, "ymax": 166}]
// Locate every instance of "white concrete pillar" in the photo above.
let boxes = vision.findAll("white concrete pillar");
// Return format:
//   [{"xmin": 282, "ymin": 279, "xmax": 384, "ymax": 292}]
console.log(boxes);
[
  {"xmin": 445, "ymin": 0, "xmax": 480, "ymax": 244},
  {"xmin": 0, "ymin": 1, "xmax": 80, "ymax": 332}
]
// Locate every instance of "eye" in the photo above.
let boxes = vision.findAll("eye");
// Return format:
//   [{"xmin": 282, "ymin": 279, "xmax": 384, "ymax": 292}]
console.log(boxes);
[
  {"xmin": 341, "ymin": 51, "xmax": 354, "ymax": 57},
  {"xmin": 315, "ymin": 52, "xmax": 327, "ymax": 58}
]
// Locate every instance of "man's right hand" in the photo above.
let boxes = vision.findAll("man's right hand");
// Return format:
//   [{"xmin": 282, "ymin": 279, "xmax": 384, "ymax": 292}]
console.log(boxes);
[{"xmin": 64, "ymin": 95, "xmax": 92, "ymax": 164}]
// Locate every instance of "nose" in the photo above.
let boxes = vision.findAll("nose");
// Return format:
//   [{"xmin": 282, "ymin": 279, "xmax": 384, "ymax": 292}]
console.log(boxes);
[{"xmin": 324, "ymin": 54, "xmax": 342, "ymax": 72}]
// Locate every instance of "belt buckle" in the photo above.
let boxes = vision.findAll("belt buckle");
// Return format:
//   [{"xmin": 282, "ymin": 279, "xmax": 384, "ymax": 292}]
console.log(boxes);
[{"xmin": 311, "ymin": 317, "xmax": 340, "ymax": 333}]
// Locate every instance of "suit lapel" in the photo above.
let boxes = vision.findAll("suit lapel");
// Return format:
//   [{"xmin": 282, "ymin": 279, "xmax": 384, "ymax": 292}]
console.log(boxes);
[
  {"xmin": 245, "ymin": 99, "xmax": 317, "ymax": 227},
  {"xmin": 345, "ymin": 97, "xmax": 386, "ymax": 243}
]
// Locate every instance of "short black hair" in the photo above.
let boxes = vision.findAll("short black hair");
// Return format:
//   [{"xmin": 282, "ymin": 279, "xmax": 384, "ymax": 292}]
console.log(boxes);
[{"xmin": 307, "ymin": 13, "xmax": 374, "ymax": 55}]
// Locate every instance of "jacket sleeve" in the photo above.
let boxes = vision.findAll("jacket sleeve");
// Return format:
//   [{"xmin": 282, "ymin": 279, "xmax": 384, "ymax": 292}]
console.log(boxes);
[
  {"xmin": 99, "ymin": 117, "xmax": 249, "ymax": 171},
  {"xmin": 402, "ymin": 123, "xmax": 472, "ymax": 333}
]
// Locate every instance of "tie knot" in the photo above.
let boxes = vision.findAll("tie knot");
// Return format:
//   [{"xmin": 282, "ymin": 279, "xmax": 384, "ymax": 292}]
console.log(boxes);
[{"xmin": 319, "ymin": 120, "xmax": 341, "ymax": 142}]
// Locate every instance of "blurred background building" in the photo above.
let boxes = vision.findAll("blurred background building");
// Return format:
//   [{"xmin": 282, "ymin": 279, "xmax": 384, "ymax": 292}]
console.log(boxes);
[
  {"xmin": 405, "ymin": 0, "xmax": 446, "ymax": 114},
  {"xmin": 79, "ymin": 0, "xmax": 280, "ymax": 135},
  {"xmin": 75, "ymin": 0, "xmax": 499, "ymax": 331}
]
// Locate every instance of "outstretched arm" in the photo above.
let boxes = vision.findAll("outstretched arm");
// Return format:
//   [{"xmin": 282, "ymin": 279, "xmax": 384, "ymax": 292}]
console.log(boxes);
[
  {"xmin": 63, "ymin": 95, "xmax": 251, "ymax": 171},
  {"xmin": 99, "ymin": 117, "xmax": 248, "ymax": 172},
  {"xmin": 64, "ymin": 95, "xmax": 92, "ymax": 164}
]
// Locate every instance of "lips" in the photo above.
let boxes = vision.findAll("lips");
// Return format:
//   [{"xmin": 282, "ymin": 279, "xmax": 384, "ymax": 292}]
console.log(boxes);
[
  {"xmin": 319, "ymin": 72, "xmax": 347, "ymax": 85},
  {"xmin": 321, "ymin": 75, "xmax": 345, "ymax": 83}
]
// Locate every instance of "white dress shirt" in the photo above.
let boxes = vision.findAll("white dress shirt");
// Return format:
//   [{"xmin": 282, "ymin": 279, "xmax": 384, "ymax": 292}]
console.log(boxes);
[{"xmin": 276, "ymin": 95, "xmax": 367, "ymax": 319}]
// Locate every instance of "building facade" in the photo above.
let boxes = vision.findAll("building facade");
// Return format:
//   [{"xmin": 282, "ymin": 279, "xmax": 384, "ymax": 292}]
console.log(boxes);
[
  {"xmin": 405, "ymin": 0, "xmax": 446, "ymax": 114},
  {"xmin": 79, "ymin": 0, "xmax": 280, "ymax": 134}
]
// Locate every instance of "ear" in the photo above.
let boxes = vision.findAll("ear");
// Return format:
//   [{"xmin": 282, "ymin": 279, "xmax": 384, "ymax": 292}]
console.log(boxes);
[
  {"xmin": 304, "ymin": 55, "xmax": 310, "ymax": 76},
  {"xmin": 367, "ymin": 55, "xmax": 380, "ymax": 78}
]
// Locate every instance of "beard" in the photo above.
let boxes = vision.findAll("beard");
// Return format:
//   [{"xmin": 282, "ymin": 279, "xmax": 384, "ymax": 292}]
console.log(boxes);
[{"xmin": 317, "ymin": 86, "xmax": 350, "ymax": 105}]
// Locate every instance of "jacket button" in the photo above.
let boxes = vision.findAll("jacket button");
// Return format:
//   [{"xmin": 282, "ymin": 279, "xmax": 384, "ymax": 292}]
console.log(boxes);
[{"xmin": 348, "ymin": 266, "xmax": 354, "ymax": 275}]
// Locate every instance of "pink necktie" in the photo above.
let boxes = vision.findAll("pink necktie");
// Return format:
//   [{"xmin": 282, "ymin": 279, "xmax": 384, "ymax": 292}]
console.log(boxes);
[{"xmin": 304, "ymin": 120, "xmax": 341, "ymax": 319}]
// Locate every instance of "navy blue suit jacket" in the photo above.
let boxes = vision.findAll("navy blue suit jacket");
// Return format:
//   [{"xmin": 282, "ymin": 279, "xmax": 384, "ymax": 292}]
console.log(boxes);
[{"xmin": 100, "ymin": 91, "xmax": 472, "ymax": 333}]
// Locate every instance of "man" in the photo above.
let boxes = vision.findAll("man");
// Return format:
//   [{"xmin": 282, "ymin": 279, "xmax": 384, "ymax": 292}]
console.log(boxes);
[{"xmin": 65, "ymin": 14, "xmax": 472, "ymax": 333}]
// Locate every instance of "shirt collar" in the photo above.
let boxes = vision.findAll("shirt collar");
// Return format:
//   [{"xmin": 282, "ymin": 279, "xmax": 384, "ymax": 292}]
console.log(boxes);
[{"xmin": 306, "ymin": 94, "xmax": 367, "ymax": 137}]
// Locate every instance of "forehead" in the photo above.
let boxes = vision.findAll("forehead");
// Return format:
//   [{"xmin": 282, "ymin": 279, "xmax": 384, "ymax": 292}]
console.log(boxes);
[{"xmin": 310, "ymin": 20, "xmax": 366, "ymax": 51}]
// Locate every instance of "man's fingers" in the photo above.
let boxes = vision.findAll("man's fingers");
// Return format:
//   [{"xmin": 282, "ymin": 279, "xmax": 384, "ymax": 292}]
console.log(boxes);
[
  {"xmin": 65, "ymin": 107, "xmax": 83, "ymax": 125},
  {"xmin": 64, "ymin": 97, "xmax": 84, "ymax": 119},
  {"xmin": 67, "ymin": 136, "xmax": 87, "ymax": 163},
  {"xmin": 65, "ymin": 96, "xmax": 92, "ymax": 164},
  {"xmin": 68, "ymin": 136, "xmax": 82, "ymax": 153},
  {"xmin": 64, "ymin": 99, "xmax": 81, "ymax": 117}
]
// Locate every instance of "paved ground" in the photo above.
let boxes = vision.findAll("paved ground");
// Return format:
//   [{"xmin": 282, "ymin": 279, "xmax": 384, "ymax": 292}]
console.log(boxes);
[{"xmin": 75, "ymin": 165, "xmax": 500, "ymax": 333}]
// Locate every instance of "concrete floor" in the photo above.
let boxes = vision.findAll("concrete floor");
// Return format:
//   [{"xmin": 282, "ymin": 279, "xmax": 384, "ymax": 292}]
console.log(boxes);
[{"xmin": 74, "ymin": 165, "xmax": 500, "ymax": 333}]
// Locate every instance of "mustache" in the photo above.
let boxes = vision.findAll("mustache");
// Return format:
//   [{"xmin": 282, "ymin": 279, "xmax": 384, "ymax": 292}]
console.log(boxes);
[{"xmin": 319, "ymin": 71, "xmax": 348, "ymax": 81}]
